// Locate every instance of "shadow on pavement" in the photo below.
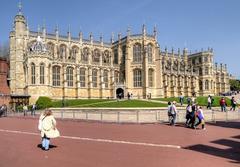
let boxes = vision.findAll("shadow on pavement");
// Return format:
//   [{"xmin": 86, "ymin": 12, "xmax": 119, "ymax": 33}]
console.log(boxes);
[
  {"xmin": 184, "ymin": 137, "xmax": 240, "ymax": 164},
  {"xmin": 208, "ymin": 121, "xmax": 240, "ymax": 129}
]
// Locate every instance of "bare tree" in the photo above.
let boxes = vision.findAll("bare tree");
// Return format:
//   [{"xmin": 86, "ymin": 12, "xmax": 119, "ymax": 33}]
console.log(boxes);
[{"xmin": 0, "ymin": 41, "xmax": 10, "ymax": 58}]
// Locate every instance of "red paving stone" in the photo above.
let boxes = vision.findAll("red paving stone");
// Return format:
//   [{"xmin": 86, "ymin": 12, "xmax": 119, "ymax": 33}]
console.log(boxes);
[{"xmin": 0, "ymin": 116, "xmax": 239, "ymax": 167}]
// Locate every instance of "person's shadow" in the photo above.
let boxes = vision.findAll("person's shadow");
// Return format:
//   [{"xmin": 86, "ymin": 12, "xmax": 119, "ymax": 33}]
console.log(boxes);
[{"xmin": 37, "ymin": 144, "xmax": 57, "ymax": 150}]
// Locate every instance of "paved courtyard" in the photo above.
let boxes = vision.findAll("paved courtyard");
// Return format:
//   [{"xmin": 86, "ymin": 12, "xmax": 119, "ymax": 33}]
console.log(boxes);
[{"xmin": 0, "ymin": 116, "xmax": 239, "ymax": 167}]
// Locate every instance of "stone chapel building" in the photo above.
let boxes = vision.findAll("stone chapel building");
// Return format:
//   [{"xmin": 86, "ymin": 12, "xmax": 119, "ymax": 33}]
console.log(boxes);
[{"xmin": 9, "ymin": 6, "xmax": 230, "ymax": 104}]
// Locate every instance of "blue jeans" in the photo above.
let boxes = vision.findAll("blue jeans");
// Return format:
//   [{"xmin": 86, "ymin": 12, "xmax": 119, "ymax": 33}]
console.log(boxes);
[
  {"xmin": 221, "ymin": 105, "xmax": 226, "ymax": 112},
  {"xmin": 42, "ymin": 137, "xmax": 50, "ymax": 150}
]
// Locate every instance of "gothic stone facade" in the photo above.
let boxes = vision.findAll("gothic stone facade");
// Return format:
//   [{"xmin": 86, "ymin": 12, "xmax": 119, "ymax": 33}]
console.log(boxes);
[{"xmin": 10, "ymin": 12, "xmax": 230, "ymax": 104}]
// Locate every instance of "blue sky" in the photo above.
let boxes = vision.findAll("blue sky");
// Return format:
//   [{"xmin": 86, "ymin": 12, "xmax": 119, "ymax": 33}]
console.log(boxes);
[{"xmin": 0, "ymin": 0, "xmax": 239, "ymax": 78}]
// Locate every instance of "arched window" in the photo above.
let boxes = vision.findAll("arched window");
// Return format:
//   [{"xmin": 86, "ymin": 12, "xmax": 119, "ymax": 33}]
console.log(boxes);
[
  {"xmin": 52, "ymin": 66, "xmax": 61, "ymax": 86},
  {"xmin": 147, "ymin": 44, "xmax": 153, "ymax": 63},
  {"xmin": 148, "ymin": 69, "xmax": 154, "ymax": 87},
  {"xmin": 93, "ymin": 49, "xmax": 100, "ymax": 63},
  {"xmin": 103, "ymin": 70, "xmax": 108, "ymax": 88},
  {"xmin": 80, "ymin": 68, "xmax": 86, "ymax": 87},
  {"xmin": 70, "ymin": 46, "xmax": 78, "ymax": 60},
  {"xmin": 40, "ymin": 63, "xmax": 45, "ymax": 84},
  {"xmin": 133, "ymin": 69, "xmax": 142, "ymax": 87},
  {"xmin": 82, "ymin": 47, "xmax": 89, "ymax": 62},
  {"xmin": 92, "ymin": 69, "xmax": 98, "ymax": 88},
  {"xmin": 47, "ymin": 42, "xmax": 54, "ymax": 56},
  {"xmin": 205, "ymin": 80, "xmax": 209, "ymax": 90},
  {"xmin": 133, "ymin": 43, "xmax": 142, "ymax": 63},
  {"xmin": 31, "ymin": 63, "xmax": 36, "ymax": 84},
  {"xmin": 66, "ymin": 67, "xmax": 74, "ymax": 87},
  {"xmin": 59, "ymin": 44, "xmax": 66, "ymax": 59},
  {"xmin": 103, "ymin": 50, "xmax": 110, "ymax": 64}
]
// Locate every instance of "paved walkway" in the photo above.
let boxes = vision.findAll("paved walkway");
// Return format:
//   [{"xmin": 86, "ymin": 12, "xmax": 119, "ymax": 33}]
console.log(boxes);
[{"xmin": 0, "ymin": 117, "xmax": 239, "ymax": 167}]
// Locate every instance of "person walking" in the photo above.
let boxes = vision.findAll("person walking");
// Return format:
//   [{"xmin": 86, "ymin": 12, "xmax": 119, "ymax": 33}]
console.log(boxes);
[
  {"xmin": 188, "ymin": 103, "xmax": 197, "ymax": 129},
  {"xmin": 195, "ymin": 106, "xmax": 206, "ymax": 130},
  {"xmin": 179, "ymin": 94, "xmax": 184, "ymax": 106},
  {"xmin": 168, "ymin": 101, "xmax": 177, "ymax": 126},
  {"xmin": 31, "ymin": 104, "xmax": 36, "ymax": 116},
  {"xmin": 38, "ymin": 109, "xmax": 60, "ymax": 151},
  {"xmin": 185, "ymin": 104, "xmax": 192, "ymax": 127},
  {"xmin": 219, "ymin": 97, "xmax": 227, "ymax": 112},
  {"xmin": 230, "ymin": 97, "xmax": 237, "ymax": 111},
  {"xmin": 23, "ymin": 104, "xmax": 28, "ymax": 116},
  {"xmin": 207, "ymin": 95, "xmax": 212, "ymax": 109}
]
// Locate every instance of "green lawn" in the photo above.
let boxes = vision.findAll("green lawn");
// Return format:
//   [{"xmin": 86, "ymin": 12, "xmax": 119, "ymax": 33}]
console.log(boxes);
[
  {"xmin": 51, "ymin": 99, "xmax": 113, "ymax": 108},
  {"xmin": 153, "ymin": 96, "xmax": 232, "ymax": 107},
  {"xmin": 50, "ymin": 99, "xmax": 167, "ymax": 108},
  {"xmin": 76, "ymin": 99, "xmax": 167, "ymax": 108}
]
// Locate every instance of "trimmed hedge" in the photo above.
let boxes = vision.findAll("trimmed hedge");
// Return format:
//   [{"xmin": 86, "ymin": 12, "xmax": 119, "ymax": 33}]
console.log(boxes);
[{"xmin": 36, "ymin": 96, "xmax": 52, "ymax": 109}]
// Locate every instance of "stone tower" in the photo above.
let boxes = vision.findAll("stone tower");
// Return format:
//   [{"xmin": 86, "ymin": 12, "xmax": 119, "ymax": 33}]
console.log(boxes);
[{"xmin": 9, "ymin": 2, "xmax": 28, "ymax": 96}]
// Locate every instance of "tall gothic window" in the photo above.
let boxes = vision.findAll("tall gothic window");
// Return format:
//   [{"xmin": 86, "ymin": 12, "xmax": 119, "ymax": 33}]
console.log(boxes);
[
  {"xmin": 31, "ymin": 63, "xmax": 36, "ymax": 84},
  {"xmin": 80, "ymin": 68, "xmax": 86, "ymax": 87},
  {"xmin": 59, "ymin": 44, "xmax": 67, "ymax": 59},
  {"xmin": 66, "ymin": 67, "xmax": 74, "ymax": 87},
  {"xmin": 93, "ymin": 49, "xmax": 100, "ymax": 63},
  {"xmin": 92, "ymin": 69, "xmax": 98, "ymax": 88},
  {"xmin": 147, "ymin": 44, "xmax": 153, "ymax": 63},
  {"xmin": 103, "ymin": 50, "xmax": 110, "ymax": 64},
  {"xmin": 205, "ymin": 67, "xmax": 209, "ymax": 75},
  {"xmin": 113, "ymin": 49, "xmax": 118, "ymax": 64},
  {"xmin": 199, "ymin": 67, "xmax": 203, "ymax": 75},
  {"xmin": 47, "ymin": 42, "xmax": 54, "ymax": 56},
  {"xmin": 205, "ymin": 80, "xmax": 209, "ymax": 90},
  {"xmin": 52, "ymin": 66, "xmax": 61, "ymax": 86},
  {"xmin": 40, "ymin": 63, "xmax": 45, "ymax": 84},
  {"xmin": 133, "ymin": 43, "xmax": 142, "ymax": 63},
  {"xmin": 70, "ymin": 46, "xmax": 78, "ymax": 60},
  {"xmin": 133, "ymin": 69, "xmax": 142, "ymax": 87},
  {"xmin": 82, "ymin": 47, "xmax": 89, "ymax": 62},
  {"xmin": 114, "ymin": 71, "xmax": 119, "ymax": 84},
  {"xmin": 199, "ymin": 80, "xmax": 203, "ymax": 90},
  {"xmin": 204, "ymin": 56, "xmax": 208, "ymax": 62},
  {"xmin": 103, "ymin": 70, "xmax": 108, "ymax": 88},
  {"xmin": 148, "ymin": 69, "xmax": 154, "ymax": 87}
]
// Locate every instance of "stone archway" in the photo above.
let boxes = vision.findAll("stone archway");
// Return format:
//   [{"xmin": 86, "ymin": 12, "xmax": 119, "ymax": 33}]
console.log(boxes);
[{"xmin": 116, "ymin": 88, "xmax": 124, "ymax": 99}]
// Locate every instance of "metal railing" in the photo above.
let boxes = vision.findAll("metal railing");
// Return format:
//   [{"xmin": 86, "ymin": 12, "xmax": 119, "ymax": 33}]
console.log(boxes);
[
  {"xmin": 45, "ymin": 108, "xmax": 240, "ymax": 123},
  {"xmin": 6, "ymin": 108, "xmax": 240, "ymax": 124}
]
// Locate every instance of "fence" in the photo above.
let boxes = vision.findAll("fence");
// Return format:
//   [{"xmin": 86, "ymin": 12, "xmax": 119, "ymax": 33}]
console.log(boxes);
[
  {"xmin": 49, "ymin": 108, "xmax": 240, "ymax": 123},
  {"xmin": 6, "ymin": 108, "xmax": 240, "ymax": 123}
]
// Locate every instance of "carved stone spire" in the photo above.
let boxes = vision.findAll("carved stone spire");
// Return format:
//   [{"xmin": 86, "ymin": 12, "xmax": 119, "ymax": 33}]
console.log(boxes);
[
  {"xmin": 127, "ymin": 27, "xmax": 131, "ymax": 37},
  {"xmin": 18, "ymin": 1, "xmax": 23, "ymax": 15},
  {"xmin": 79, "ymin": 30, "xmax": 83, "ymax": 43},
  {"xmin": 111, "ymin": 32, "xmax": 114, "ymax": 44},
  {"xmin": 142, "ymin": 24, "xmax": 146, "ymax": 36}
]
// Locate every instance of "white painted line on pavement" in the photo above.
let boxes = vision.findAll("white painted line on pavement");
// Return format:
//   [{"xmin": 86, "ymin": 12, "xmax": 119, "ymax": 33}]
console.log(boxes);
[{"xmin": 0, "ymin": 129, "xmax": 181, "ymax": 149}]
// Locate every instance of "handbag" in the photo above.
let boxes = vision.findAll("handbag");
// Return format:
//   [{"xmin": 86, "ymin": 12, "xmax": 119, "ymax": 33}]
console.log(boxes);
[{"xmin": 46, "ymin": 128, "xmax": 60, "ymax": 138}]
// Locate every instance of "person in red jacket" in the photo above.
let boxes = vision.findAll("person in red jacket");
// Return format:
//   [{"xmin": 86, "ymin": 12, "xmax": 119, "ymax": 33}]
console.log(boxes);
[{"xmin": 219, "ymin": 97, "xmax": 227, "ymax": 112}]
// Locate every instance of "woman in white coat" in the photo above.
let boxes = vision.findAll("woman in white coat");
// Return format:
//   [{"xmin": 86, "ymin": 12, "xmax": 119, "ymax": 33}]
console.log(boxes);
[{"xmin": 39, "ymin": 109, "xmax": 60, "ymax": 151}]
